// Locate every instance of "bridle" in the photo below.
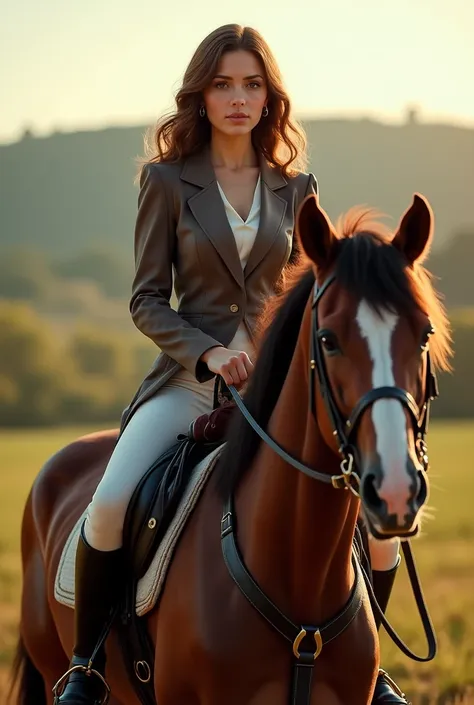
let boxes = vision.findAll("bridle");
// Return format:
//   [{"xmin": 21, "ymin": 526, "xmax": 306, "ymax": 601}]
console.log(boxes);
[
  {"xmin": 221, "ymin": 272, "xmax": 438, "ymax": 705},
  {"xmin": 229, "ymin": 271, "xmax": 439, "ymax": 508},
  {"xmin": 309, "ymin": 274, "xmax": 439, "ymax": 527}
]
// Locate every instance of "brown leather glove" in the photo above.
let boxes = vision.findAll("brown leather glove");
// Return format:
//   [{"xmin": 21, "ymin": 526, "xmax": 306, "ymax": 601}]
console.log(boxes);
[{"xmin": 189, "ymin": 400, "xmax": 236, "ymax": 443}]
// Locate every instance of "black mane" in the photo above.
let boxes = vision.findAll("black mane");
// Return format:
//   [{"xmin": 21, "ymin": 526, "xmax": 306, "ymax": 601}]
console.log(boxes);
[
  {"xmin": 334, "ymin": 232, "xmax": 419, "ymax": 317},
  {"xmin": 214, "ymin": 269, "xmax": 315, "ymax": 500}
]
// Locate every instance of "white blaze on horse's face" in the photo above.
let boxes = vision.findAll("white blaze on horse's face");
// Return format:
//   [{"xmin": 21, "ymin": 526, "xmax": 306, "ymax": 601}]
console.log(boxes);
[{"xmin": 356, "ymin": 300, "xmax": 412, "ymax": 524}]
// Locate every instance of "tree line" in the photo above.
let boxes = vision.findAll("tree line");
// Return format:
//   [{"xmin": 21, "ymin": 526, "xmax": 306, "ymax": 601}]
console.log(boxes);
[
  {"xmin": 2, "ymin": 232, "xmax": 474, "ymax": 314},
  {"xmin": 0, "ymin": 301, "xmax": 154, "ymax": 427},
  {"xmin": 0, "ymin": 301, "xmax": 472, "ymax": 427},
  {"xmin": 0, "ymin": 245, "xmax": 133, "ymax": 304}
]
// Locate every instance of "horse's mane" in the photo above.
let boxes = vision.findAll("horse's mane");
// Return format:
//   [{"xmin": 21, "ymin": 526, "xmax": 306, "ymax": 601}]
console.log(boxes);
[
  {"xmin": 215, "ymin": 207, "xmax": 452, "ymax": 500},
  {"xmin": 214, "ymin": 263, "xmax": 314, "ymax": 500}
]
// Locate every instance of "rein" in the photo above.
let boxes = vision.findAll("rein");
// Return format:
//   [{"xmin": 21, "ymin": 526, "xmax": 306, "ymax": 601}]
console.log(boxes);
[{"xmin": 221, "ymin": 274, "xmax": 438, "ymax": 705}]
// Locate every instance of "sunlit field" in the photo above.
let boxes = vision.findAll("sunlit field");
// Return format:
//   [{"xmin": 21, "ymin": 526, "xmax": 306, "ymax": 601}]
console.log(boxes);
[{"xmin": 1, "ymin": 421, "xmax": 473, "ymax": 703}]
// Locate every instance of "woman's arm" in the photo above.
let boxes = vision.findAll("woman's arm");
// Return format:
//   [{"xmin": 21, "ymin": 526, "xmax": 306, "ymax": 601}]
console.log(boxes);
[{"xmin": 129, "ymin": 163, "xmax": 223, "ymax": 381}]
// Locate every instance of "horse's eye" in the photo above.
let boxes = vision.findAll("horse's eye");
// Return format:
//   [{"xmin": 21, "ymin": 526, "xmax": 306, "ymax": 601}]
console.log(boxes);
[{"xmin": 318, "ymin": 331, "xmax": 340, "ymax": 355}]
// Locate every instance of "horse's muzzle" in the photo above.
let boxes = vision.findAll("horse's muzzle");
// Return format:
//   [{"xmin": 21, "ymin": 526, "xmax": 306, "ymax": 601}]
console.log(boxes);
[{"xmin": 360, "ymin": 461, "xmax": 429, "ymax": 539}]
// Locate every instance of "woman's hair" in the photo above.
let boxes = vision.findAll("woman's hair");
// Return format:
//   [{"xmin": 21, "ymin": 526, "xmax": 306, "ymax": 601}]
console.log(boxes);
[{"xmin": 141, "ymin": 24, "xmax": 307, "ymax": 176}]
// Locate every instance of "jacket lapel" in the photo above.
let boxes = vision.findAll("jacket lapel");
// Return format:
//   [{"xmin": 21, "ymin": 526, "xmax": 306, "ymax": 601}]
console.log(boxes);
[
  {"xmin": 181, "ymin": 148, "xmax": 289, "ymax": 287},
  {"xmin": 182, "ymin": 149, "xmax": 244, "ymax": 288},
  {"xmin": 244, "ymin": 156, "xmax": 288, "ymax": 279}
]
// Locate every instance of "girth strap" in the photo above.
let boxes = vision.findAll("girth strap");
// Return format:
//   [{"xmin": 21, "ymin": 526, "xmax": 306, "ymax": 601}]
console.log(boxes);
[{"xmin": 221, "ymin": 496, "xmax": 365, "ymax": 705}]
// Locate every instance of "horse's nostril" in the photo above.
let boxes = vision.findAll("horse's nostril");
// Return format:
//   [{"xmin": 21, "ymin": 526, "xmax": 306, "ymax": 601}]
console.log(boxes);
[
  {"xmin": 414, "ymin": 471, "xmax": 428, "ymax": 509},
  {"xmin": 361, "ymin": 472, "xmax": 383, "ymax": 510}
]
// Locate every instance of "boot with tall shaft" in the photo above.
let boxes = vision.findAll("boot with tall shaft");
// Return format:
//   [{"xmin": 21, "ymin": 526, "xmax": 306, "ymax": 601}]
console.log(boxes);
[
  {"xmin": 370, "ymin": 557, "xmax": 410, "ymax": 704},
  {"xmin": 53, "ymin": 524, "xmax": 123, "ymax": 705}
]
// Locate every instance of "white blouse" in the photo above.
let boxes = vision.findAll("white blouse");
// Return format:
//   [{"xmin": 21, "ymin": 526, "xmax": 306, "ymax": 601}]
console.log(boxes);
[
  {"xmin": 217, "ymin": 177, "xmax": 261, "ymax": 358},
  {"xmin": 216, "ymin": 175, "xmax": 261, "ymax": 269}
]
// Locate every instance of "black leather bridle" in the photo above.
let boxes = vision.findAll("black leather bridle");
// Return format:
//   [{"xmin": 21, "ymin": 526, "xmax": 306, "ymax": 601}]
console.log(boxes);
[
  {"xmin": 222, "ymin": 273, "xmax": 439, "ymax": 705},
  {"xmin": 308, "ymin": 273, "xmax": 438, "ymax": 533},
  {"xmin": 227, "ymin": 273, "xmax": 438, "ymax": 508}
]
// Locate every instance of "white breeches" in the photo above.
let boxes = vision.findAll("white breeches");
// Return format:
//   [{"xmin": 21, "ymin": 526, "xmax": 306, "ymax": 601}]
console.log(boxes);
[{"xmin": 84, "ymin": 372, "xmax": 215, "ymax": 551}]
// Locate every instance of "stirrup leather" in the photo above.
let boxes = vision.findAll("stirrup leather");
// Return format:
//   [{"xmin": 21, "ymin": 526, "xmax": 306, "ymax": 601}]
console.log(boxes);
[{"xmin": 52, "ymin": 661, "xmax": 111, "ymax": 705}]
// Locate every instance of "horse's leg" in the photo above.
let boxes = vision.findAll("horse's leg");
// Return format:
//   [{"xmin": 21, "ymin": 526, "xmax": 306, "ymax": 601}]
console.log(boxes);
[
  {"xmin": 13, "ymin": 493, "xmax": 68, "ymax": 704},
  {"xmin": 21, "ymin": 583, "xmax": 68, "ymax": 700},
  {"xmin": 16, "ymin": 438, "xmax": 133, "ymax": 705}
]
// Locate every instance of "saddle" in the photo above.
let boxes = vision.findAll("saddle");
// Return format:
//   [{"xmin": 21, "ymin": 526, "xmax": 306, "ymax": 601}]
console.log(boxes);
[{"xmin": 122, "ymin": 396, "xmax": 237, "ymax": 579}]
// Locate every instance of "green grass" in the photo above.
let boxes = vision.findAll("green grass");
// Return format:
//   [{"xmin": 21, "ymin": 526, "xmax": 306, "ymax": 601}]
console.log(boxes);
[{"xmin": 0, "ymin": 421, "xmax": 473, "ymax": 703}]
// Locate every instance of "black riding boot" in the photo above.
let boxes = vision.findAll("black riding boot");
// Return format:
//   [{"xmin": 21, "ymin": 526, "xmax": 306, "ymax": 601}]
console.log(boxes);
[
  {"xmin": 53, "ymin": 523, "xmax": 123, "ymax": 705},
  {"xmin": 371, "ymin": 557, "xmax": 410, "ymax": 704}
]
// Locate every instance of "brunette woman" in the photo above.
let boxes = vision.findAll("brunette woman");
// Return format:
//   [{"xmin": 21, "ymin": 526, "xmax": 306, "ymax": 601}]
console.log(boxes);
[{"xmin": 55, "ymin": 23, "xmax": 407, "ymax": 705}]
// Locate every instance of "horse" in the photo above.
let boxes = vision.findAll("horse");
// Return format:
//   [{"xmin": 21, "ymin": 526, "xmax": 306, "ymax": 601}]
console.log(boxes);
[{"xmin": 11, "ymin": 191, "xmax": 452, "ymax": 705}]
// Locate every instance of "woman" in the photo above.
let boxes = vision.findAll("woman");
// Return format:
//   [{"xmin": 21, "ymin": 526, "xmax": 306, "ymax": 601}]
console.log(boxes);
[{"xmin": 56, "ymin": 23, "xmax": 407, "ymax": 705}]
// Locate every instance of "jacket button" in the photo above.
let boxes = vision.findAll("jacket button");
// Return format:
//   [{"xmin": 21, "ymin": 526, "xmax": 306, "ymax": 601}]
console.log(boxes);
[{"xmin": 229, "ymin": 304, "xmax": 239, "ymax": 313}]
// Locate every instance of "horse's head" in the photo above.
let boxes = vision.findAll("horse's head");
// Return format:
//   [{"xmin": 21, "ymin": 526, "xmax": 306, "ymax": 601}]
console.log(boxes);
[{"xmin": 296, "ymin": 193, "xmax": 452, "ymax": 539}]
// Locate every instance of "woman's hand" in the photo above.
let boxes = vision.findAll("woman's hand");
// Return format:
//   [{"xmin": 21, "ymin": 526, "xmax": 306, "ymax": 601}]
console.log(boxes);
[{"xmin": 200, "ymin": 346, "xmax": 254, "ymax": 388}]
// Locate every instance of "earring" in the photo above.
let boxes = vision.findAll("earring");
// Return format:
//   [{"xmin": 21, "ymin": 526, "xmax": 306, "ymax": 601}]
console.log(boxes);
[
  {"xmin": 199, "ymin": 106, "xmax": 206, "ymax": 118},
  {"xmin": 262, "ymin": 106, "xmax": 269, "ymax": 117}
]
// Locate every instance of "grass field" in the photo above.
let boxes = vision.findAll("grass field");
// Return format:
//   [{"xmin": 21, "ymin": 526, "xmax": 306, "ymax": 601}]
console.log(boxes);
[{"xmin": 0, "ymin": 421, "xmax": 473, "ymax": 704}]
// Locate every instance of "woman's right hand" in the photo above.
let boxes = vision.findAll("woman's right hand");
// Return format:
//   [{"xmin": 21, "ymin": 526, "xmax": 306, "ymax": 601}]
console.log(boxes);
[{"xmin": 200, "ymin": 346, "xmax": 254, "ymax": 388}]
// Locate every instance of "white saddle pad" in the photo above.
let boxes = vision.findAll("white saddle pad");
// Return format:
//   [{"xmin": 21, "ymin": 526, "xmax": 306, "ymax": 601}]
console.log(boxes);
[{"xmin": 54, "ymin": 444, "xmax": 223, "ymax": 617}]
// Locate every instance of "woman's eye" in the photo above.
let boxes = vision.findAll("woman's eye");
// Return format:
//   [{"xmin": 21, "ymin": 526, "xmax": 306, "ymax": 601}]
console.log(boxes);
[
  {"xmin": 214, "ymin": 82, "xmax": 227, "ymax": 89},
  {"xmin": 248, "ymin": 82, "xmax": 261, "ymax": 89}
]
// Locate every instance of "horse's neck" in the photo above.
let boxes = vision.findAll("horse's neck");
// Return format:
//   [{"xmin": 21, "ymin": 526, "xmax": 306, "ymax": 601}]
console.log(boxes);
[{"xmin": 235, "ymin": 312, "xmax": 359, "ymax": 624}]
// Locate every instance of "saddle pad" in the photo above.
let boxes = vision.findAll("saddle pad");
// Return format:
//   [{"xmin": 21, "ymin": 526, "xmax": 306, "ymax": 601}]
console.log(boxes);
[{"xmin": 54, "ymin": 444, "xmax": 223, "ymax": 617}]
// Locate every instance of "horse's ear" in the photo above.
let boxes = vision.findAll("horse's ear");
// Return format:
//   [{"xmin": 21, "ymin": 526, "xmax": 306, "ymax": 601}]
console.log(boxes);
[
  {"xmin": 296, "ymin": 193, "xmax": 337, "ymax": 269},
  {"xmin": 392, "ymin": 193, "xmax": 434, "ymax": 265}
]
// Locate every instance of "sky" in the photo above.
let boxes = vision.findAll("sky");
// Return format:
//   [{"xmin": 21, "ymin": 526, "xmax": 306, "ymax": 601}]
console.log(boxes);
[{"xmin": 0, "ymin": 0, "xmax": 472, "ymax": 144}]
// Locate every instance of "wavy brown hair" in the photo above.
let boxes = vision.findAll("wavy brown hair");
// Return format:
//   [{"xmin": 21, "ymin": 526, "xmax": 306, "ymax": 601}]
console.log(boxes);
[{"xmin": 141, "ymin": 24, "xmax": 307, "ymax": 176}]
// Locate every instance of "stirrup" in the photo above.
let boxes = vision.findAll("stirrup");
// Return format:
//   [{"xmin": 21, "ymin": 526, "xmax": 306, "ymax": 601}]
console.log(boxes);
[
  {"xmin": 52, "ymin": 662, "xmax": 111, "ymax": 705},
  {"xmin": 378, "ymin": 668, "xmax": 408, "ymax": 701}
]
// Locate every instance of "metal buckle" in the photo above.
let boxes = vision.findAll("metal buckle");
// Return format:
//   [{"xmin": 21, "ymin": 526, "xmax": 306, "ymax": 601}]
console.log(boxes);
[
  {"xmin": 221, "ymin": 511, "xmax": 232, "ymax": 537},
  {"xmin": 134, "ymin": 660, "xmax": 151, "ymax": 683},
  {"xmin": 331, "ymin": 474, "xmax": 347, "ymax": 490},
  {"xmin": 292, "ymin": 628, "xmax": 323, "ymax": 660},
  {"xmin": 340, "ymin": 453, "xmax": 354, "ymax": 477},
  {"xmin": 52, "ymin": 664, "xmax": 111, "ymax": 704},
  {"xmin": 330, "ymin": 453, "xmax": 360, "ymax": 496}
]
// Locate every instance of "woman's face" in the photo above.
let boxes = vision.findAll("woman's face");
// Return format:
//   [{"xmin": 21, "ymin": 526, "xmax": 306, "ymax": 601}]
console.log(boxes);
[{"xmin": 202, "ymin": 50, "xmax": 268, "ymax": 138}]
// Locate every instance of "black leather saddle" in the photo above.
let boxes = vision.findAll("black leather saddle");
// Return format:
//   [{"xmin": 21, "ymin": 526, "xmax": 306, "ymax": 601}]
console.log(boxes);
[{"xmin": 122, "ymin": 434, "xmax": 223, "ymax": 579}]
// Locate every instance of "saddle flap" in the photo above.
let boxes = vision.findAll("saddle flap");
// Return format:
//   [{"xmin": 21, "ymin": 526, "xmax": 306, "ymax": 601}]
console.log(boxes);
[{"xmin": 123, "ymin": 436, "xmax": 224, "ymax": 579}]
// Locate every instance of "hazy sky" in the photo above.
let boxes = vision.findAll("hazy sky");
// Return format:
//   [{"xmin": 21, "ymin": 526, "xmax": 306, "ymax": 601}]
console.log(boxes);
[{"xmin": 1, "ymin": 0, "xmax": 471, "ymax": 143}]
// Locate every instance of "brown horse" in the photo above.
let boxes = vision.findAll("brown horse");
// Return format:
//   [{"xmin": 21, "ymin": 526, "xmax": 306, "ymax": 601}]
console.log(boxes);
[{"xmin": 11, "ymin": 192, "xmax": 452, "ymax": 705}]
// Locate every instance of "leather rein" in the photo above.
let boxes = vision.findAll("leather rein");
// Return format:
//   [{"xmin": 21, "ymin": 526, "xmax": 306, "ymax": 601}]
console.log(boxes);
[{"xmin": 222, "ymin": 273, "xmax": 438, "ymax": 705}]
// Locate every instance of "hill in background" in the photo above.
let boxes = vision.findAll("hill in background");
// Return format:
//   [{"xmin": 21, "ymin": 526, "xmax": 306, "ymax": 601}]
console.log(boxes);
[{"xmin": 0, "ymin": 113, "xmax": 473, "ymax": 308}]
